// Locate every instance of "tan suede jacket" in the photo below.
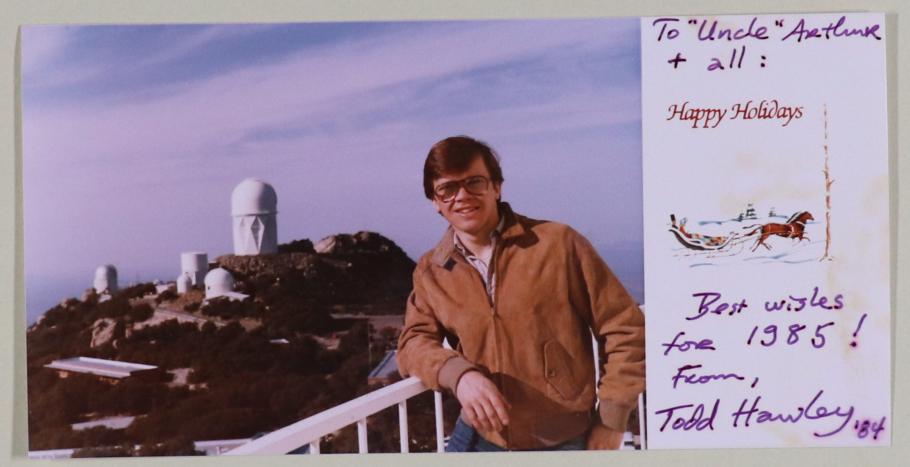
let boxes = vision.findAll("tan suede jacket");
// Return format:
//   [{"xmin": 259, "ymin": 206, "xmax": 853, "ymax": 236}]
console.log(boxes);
[{"xmin": 397, "ymin": 204, "xmax": 645, "ymax": 450}]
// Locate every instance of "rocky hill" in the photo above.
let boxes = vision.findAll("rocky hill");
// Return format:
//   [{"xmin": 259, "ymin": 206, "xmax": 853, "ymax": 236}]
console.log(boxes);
[
  {"xmin": 24, "ymin": 233, "xmax": 454, "ymax": 457},
  {"xmin": 218, "ymin": 231, "xmax": 415, "ymax": 315}
]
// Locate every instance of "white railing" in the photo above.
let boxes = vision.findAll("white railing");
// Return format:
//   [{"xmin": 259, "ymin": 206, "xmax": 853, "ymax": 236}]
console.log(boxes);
[
  {"xmin": 229, "ymin": 307, "xmax": 646, "ymax": 456},
  {"xmin": 227, "ymin": 369, "xmax": 644, "ymax": 455},
  {"xmin": 226, "ymin": 376, "xmax": 444, "ymax": 455}
]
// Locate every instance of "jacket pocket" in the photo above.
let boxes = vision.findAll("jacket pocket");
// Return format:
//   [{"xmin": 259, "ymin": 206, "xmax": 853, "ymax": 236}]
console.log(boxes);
[{"xmin": 543, "ymin": 340, "xmax": 583, "ymax": 401}]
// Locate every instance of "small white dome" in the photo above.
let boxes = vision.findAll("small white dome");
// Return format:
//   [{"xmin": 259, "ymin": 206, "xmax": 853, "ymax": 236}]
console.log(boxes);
[
  {"xmin": 231, "ymin": 178, "xmax": 277, "ymax": 217},
  {"xmin": 204, "ymin": 268, "xmax": 235, "ymax": 297}
]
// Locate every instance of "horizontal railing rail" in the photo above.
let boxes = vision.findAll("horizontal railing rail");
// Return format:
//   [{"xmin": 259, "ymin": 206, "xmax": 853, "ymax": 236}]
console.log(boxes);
[{"xmin": 226, "ymin": 376, "xmax": 443, "ymax": 455}]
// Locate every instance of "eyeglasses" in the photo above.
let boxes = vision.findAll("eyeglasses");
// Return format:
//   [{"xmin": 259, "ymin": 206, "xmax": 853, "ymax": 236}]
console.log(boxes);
[{"xmin": 433, "ymin": 175, "xmax": 491, "ymax": 202}]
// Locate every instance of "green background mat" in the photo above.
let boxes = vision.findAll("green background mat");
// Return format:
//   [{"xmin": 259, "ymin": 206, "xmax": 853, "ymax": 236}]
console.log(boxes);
[{"xmin": 2, "ymin": 1, "xmax": 905, "ymax": 466}]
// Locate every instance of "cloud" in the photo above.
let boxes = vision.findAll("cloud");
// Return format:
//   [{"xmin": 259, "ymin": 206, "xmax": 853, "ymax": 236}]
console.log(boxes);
[
  {"xmin": 24, "ymin": 20, "xmax": 639, "ymax": 170},
  {"xmin": 21, "ymin": 26, "xmax": 76, "ymax": 75},
  {"xmin": 21, "ymin": 26, "xmax": 104, "ymax": 88},
  {"xmin": 22, "ymin": 24, "xmax": 283, "ymax": 93},
  {"xmin": 129, "ymin": 24, "xmax": 282, "ymax": 71},
  {"xmin": 23, "ymin": 19, "xmax": 643, "ymax": 282}
]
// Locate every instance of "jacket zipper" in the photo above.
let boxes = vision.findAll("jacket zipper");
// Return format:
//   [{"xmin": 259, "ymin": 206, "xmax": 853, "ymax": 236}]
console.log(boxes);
[
  {"xmin": 459, "ymin": 238, "xmax": 511, "ymax": 447},
  {"xmin": 489, "ymin": 240, "xmax": 511, "ymax": 448}
]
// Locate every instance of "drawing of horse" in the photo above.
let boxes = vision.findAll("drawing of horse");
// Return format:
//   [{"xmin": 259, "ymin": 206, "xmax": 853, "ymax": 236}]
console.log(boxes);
[{"xmin": 745, "ymin": 211, "xmax": 814, "ymax": 252}]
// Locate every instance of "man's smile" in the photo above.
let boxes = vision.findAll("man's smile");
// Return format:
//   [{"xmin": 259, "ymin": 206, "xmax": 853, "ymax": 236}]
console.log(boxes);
[{"xmin": 454, "ymin": 205, "xmax": 479, "ymax": 216}]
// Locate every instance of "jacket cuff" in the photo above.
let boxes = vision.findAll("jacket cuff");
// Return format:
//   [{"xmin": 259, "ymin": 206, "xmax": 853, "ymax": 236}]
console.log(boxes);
[
  {"xmin": 437, "ymin": 356, "xmax": 477, "ymax": 394},
  {"xmin": 598, "ymin": 399, "xmax": 634, "ymax": 432}
]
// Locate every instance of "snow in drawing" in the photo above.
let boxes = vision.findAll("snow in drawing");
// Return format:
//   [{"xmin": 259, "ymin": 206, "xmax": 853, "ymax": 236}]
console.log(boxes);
[{"xmin": 667, "ymin": 205, "xmax": 822, "ymax": 266}]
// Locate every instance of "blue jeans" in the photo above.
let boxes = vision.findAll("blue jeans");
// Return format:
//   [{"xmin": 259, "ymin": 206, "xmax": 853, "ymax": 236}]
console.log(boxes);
[{"xmin": 445, "ymin": 417, "xmax": 587, "ymax": 452}]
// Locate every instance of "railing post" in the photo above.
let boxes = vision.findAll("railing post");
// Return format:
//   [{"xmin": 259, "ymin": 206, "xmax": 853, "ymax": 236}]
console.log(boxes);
[
  {"xmin": 638, "ymin": 392, "xmax": 647, "ymax": 450},
  {"xmin": 357, "ymin": 419, "xmax": 368, "ymax": 453},
  {"xmin": 308, "ymin": 439, "xmax": 320, "ymax": 454},
  {"xmin": 398, "ymin": 401, "xmax": 409, "ymax": 453},
  {"xmin": 434, "ymin": 391, "xmax": 445, "ymax": 452}
]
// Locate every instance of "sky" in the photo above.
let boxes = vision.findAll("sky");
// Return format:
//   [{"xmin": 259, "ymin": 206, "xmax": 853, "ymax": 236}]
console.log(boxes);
[{"xmin": 22, "ymin": 19, "xmax": 643, "ymax": 323}]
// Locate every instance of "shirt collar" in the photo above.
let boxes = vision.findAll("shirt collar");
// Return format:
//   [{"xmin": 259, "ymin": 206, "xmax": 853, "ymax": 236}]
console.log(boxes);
[
  {"xmin": 432, "ymin": 202, "xmax": 526, "ymax": 267},
  {"xmin": 452, "ymin": 214, "xmax": 506, "ymax": 258}
]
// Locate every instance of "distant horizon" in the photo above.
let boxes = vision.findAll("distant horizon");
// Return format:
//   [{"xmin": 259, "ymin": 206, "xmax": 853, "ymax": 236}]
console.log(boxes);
[
  {"xmin": 25, "ymin": 234, "xmax": 644, "ymax": 325},
  {"xmin": 23, "ymin": 19, "xmax": 644, "ymax": 324}
]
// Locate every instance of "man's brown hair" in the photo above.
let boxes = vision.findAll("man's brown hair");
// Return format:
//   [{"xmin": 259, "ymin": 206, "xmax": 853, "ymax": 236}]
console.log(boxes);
[{"xmin": 423, "ymin": 135, "xmax": 505, "ymax": 200}]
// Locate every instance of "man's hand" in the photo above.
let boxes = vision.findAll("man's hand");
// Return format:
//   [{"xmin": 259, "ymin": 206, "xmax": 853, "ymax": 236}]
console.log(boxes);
[
  {"xmin": 586, "ymin": 424, "xmax": 624, "ymax": 450},
  {"xmin": 454, "ymin": 371, "xmax": 511, "ymax": 432}
]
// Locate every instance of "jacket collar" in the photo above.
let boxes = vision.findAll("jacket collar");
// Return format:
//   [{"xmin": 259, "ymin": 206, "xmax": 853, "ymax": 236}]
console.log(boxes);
[{"xmin": 430, "ymin": 202, "xmax": 529, "ymax": 267}]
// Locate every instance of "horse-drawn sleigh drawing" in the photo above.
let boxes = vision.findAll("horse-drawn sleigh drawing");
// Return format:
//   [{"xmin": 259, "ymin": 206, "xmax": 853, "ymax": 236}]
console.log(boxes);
[{"xmin": 669, "ymin": 211, "xmax": 815, "ymax": 254}]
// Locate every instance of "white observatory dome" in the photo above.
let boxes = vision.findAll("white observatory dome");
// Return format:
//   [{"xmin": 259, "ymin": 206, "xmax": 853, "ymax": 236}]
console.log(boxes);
[
  {"xmin": 231, "ymin": 178, "xmax": 278, "ymax": 217},
  {"xmin": 176, "ymin": 273, "xmax": 193, "ymax": 294},
  {"xmin": 231, "ymin": 178, "xmax": 279, "ymax": 256},
  {"xmin": 93, "ymin": 264, "xmax": 118, "ymax": 294},
  {"xmin": 204, "ymin": 268, "xmax": 235, "ymax": 298}
]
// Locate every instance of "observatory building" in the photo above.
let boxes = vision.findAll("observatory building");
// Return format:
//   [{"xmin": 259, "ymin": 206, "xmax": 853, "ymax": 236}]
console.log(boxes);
[
  {"xmin": 231, "ymin": 178, "xmax": 278, "ymax": 256},
  {"xmin": 93, "ymin": 265, "xmax": 118, "ymax": 294},
  {"xmin": 180, "ymin": 252, "xmax": 208, "ymax": 286},
  {"xmin": 204, "ymin": 268, "xmax": 234, "ymax": 299},
  {"xmin": 203, "ymin": 267, "xmax": 248, "ymax": 301},
  {"xmin": 176, "ymin": 273, "xmax": 192, "ymax": 294}
]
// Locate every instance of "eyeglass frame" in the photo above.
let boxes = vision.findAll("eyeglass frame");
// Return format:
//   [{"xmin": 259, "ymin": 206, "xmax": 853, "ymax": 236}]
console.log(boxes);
[{"xmin": 432, "ymin": 175, "xmax": 493, "ymax": 202}]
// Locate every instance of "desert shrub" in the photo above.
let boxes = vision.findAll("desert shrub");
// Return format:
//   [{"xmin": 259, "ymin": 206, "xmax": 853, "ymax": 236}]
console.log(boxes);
[
  {"xmin": 28, "ymin": 425, "xmax": 80, "ymax": 450},
  {"xmin": 103, "ymin": 379, "xmax": 171, "ymax": 414},
  {"xmin": 155, "ymin": 289, "xmax": 177, "ymax": 304},
  {"xmin": 338, "ymin": 321, "xmax": 370, "ymax": 355},
  {"xmin": 264, "ymin": 302, "xmax": 333, "ymax": 336},
  {"xmin": 96, "ymin": 297, "xmax": 132, "ymax": 319},
  {"xmin": 200, "ymin": 297, "xmax": 256, "ymax": 319},
  {"xmin": 180, "ymin": 407, "xmax": 273, "ymax": 440},
  {"xmin": 77, "ymin": 426, "xmax": 129, "ymax": 448},
  {"xmin": 116, "ymin": 283, "xmax": 156, "ymax": 300},
  {"xmin": 136, "ymin": 435, "xmax": 201, "ymax": 456},
  {"xmin": 278, "ymin": 239, "xmax": 315, "ymax": 254},
  {"xmin": 129, "ymin": 320, "xmax": 198, "ymax": 343},
  {"xmin": 127, "ymin": 303, "xmax": 154, "ymax": 323},
  {"xmin": 72, "ymin": 444, "xmax": 134, "ymax": 458}
]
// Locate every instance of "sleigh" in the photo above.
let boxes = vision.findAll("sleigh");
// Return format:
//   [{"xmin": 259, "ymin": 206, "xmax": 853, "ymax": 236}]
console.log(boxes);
[
  {"xmin": 669, "ymin": 224, "xmax": 735, "ymax": 251},
  {"xmin": 667, "ymin": 214, "xmax": 737, "ymax": 251}
]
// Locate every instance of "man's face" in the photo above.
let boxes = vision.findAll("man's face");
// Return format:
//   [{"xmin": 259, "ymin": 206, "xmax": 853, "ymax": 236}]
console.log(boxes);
[{"xmin": 431, "ymin": 156, "xmax": 502, "ymax": 238}]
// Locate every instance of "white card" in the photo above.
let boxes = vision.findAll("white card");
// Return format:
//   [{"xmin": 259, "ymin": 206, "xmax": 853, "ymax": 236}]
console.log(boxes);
[{"xmin": 641, "ymin": 12, "xmax": 890, "ymax": 448}]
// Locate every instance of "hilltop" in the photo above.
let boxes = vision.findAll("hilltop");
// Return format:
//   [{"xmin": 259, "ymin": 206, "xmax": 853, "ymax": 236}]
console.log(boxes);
[{"xmin": 25, "ymin": 232, "xmax": 454, "ymax": 456}]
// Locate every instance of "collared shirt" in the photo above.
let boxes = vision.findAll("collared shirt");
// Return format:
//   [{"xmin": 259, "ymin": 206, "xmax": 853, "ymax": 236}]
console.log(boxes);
[{"xmin": 453, "ymin": 215, "xmax": 505, "ymax": 302}]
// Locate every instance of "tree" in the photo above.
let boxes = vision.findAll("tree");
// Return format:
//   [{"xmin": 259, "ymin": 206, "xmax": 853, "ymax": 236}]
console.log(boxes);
[{"xmin": 820, "ymin": 103, "xmax": 834, "ymax": 261}]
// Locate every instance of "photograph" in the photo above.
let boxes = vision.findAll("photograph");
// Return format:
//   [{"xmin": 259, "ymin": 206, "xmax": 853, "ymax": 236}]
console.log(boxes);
[{"xmin": 21, "ymin": 18, "xmax": 645, "ymax": 457}]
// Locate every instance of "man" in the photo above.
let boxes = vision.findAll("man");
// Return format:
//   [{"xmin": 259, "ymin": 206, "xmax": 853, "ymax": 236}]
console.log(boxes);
[{"xmin": 397, "ymin": 136, "xmax": 645, "ymax": 451}]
